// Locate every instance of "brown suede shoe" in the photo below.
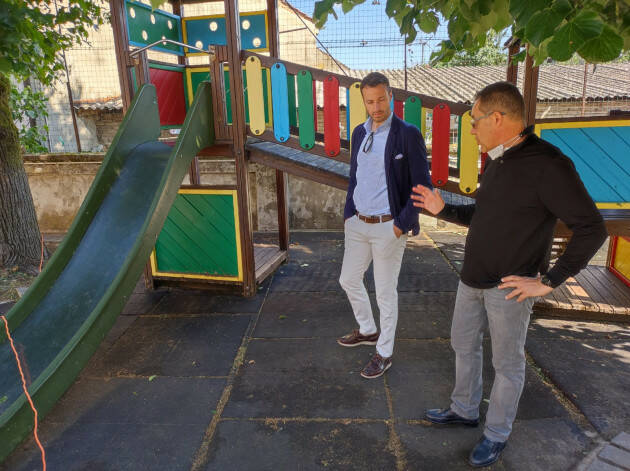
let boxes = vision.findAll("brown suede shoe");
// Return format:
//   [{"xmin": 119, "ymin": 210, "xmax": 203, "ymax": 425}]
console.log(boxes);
[
  {"xmin": 337, "ymin": 329, "xmax": 379, "ymax": 347},
  {"xmin": 360, "ymin": 352, "xmax": 392, "ymax": 379}
]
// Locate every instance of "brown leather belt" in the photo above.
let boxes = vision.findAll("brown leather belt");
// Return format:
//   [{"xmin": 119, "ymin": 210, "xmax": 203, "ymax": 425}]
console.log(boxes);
[{"xmin": 355, "ymin": 211, "xmax": 393, "ymax": 224}]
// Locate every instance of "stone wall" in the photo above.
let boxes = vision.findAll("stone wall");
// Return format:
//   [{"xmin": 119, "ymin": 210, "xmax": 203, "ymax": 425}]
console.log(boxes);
[{"xmin": 23, "ymin": 153, "xmax": 352, "ymax": 234}]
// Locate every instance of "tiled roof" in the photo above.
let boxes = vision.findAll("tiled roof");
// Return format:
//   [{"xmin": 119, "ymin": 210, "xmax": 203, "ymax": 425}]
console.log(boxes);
[
  {"xmin": 353, "ymin": 62, "xmax": 630, "ymax": 103},
  {"xmin": 74, "ymin": 97, "xmax": 123, "ymax": 111}
]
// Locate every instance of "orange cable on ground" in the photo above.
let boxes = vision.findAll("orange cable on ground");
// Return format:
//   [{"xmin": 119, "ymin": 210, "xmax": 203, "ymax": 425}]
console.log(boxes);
[{"xmin": 1, "ymin": 315, "xmax": 46, "ymax": 471}]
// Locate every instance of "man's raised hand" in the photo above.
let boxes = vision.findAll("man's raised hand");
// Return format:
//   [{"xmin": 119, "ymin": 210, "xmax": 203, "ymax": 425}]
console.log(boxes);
[{"xmin": 411, "ymin": 185, "xmax": 445, "ymax": 215}]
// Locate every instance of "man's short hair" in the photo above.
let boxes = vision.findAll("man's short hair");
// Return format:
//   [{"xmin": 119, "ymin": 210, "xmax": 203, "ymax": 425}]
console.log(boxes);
[
  {"xmin": 474, "ymin": 81, "xmax": 525, "ymax": 122},
  {"xmin": 360, "ymin": 72, "xmax": 390, "ymax": 92}
]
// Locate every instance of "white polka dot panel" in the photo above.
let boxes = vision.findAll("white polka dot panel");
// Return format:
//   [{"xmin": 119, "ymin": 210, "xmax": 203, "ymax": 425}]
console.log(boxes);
[
  {"xmin": 252, "ymin": 37, "xmax": 261, "ymax": 47},
  {"xmin": 196, "ymin": 40, "xmax": 203, "ymax": 49},
  {"xmin": 242, "ymin": 19, "xmax": 250, "ymax": 30},
  {"xmin": 142, "ymin": 30, "xmax": 148, "ymax": 41},
  {"xmin": 209, "ymin": 21, "xmax": 218, "ymax": 31},
  {"xmin": 150, "ymin": 14, "xmax": 155, "ymax": 24},
  {"xmin": 167, "ymin": 20, "xmax": 173, "ymax": 30},
  {"xmin": 129, "ymin": 7, "xmax": 135, "ymax": 18}
]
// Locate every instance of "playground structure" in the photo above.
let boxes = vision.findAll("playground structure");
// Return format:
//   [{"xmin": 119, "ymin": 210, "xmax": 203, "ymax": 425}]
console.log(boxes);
[{"xmin": 1, "ymin": 0, "xmax": 630, "ymax": 463}]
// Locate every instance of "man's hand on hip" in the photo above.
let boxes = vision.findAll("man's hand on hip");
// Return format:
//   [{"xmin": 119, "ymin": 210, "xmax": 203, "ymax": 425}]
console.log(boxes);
[
  {"xmin": 393, "ymin": 224, "xmax": 403, "ymax": 238},
  {"xmin": 411, "ymin": 185, "xmax": 445, "ymax": 215},
  {"xmin": 498, "ymin": 275, "xmax": 553, "ymax": 302}
]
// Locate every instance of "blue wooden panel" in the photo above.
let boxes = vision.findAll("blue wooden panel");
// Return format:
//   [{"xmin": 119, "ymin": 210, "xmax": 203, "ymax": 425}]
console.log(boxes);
[
  {"xmin": 580, "ymin": 127, "xmax": 630, "ymax": 199},
  {"xmin": 271, "ymin": 62, "xmax": 290, "ymax": 142},
  {"xmin": 183, "ymin": 13, "xmax": 267, "ymax": 51},
  {"xmin": 542, "ymin": 129, "xmax": 623, "ymax": 202}
]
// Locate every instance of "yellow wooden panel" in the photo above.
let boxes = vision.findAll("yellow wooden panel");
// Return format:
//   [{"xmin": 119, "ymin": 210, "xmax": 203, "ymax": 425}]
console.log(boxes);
[
  {"xmin": 348, "ymin": 82, "xmax": 366, "ymax": 144},
  {"xmin": 245, "ymin": 55, "xmax": 266, "ymax": 135},
  {"xmin": 613, "ymin": 237, "xmax": 630, "ymax": 281},
  {"xmin": 459, "ymin": 111, "xmax": 479, "ymax": 194},
  {"xmin": 596, "ymin": 203, "xmax": 630, "ymax": 209}
]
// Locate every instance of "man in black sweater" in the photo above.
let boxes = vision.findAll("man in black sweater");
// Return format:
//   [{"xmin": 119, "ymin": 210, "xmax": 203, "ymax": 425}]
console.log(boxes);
[{"xmin": 411, "ymin": 82, "xmax": 607, "ymax": 468}]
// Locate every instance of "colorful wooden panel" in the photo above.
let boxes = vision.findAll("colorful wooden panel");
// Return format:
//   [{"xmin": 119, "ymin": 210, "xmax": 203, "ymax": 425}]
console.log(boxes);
[
  {"xmin": 287, "ymin": 73, "xmax": 298, "ymax": 128},
  {"xmin": 151, "ymin": 189, "xmax": 242, "ymax": 281},
  {"xmin": 610, "ymin": 236, "xmax": 630, "ymax": 287},
  {"xmin": 458, "ymin": 111, "xmax": 479, "ymax": 194},
  {"xmin": 313, "ymin": 82, "xmax": 318, "ymax": 132},
  {"xmin": 149, "ymin": 65, "xmax": 187, "ymax": 127},
  {"xmin": 224, "ymin": 66, "xmax": 271, "ymax": 125},
  {"xmin": 323, "ymin": 75, "xmax": 340, "ymax": 157},
  {"xmin": 182, "ymin": 11, "xmax": 268, "ymax": 55},
  {"xmin": 270, "ymin": 63, "xmax": 290, "ymax": 142},
  {"xmin": 394, "ymin": 100, "xmax": 404, "ymax": 119},
  {"xmin": 297, "ymin": 70, "xmax": 315, "ymax": 150},
  {"xmin": 245, "ymin": 56, "xmax": 265, "ymax": 135},
  {"xmin": 404, "ymin": 96, "xmax": 422, "ymax": 130},
  {"xmin": 185, "ymin": 68, "xmax": 210, "ymax": 106},
  {"xmin": 348, "ymin": 82, "xmax": 366, "ymax": 142},
  {"xmin": 538, "ymin": 123, "xmax": 630, "ymax": 204},
  {"xmin": 431, "ymin": 103, "xmax": 450, "ymax": 187},
  {"xmin": 125, "ymin": 0, "xmax": 183, "ymax": 55}
]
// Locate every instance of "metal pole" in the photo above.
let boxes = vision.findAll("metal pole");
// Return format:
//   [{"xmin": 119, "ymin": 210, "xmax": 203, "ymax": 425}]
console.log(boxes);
[
  {"xmin": 581, "ymin": 63, "xmax": 588, "ymax": 117},
  {"xmin": 404, "ymin": 35, "xmax": 408, "ymax": 90}
]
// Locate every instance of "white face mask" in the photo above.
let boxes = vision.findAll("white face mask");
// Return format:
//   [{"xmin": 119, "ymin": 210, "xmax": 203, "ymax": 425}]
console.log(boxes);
[{"xmin": 487, "ymin": 134, "xmax": 522, "ymax": 160}]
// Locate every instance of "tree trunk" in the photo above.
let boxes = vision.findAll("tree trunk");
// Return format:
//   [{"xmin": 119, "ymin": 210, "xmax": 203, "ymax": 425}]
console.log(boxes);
[{"xmin": 0, "ymin": 73, "xmax": 47, "ymax": 275}]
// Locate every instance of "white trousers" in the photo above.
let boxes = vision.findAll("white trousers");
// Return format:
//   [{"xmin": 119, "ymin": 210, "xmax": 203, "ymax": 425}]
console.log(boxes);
[{"xmin": 339, "ymin": 215, "xmax": 407, "ymax": 358}]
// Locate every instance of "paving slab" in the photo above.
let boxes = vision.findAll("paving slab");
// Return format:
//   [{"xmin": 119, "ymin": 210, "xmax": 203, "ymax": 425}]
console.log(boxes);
[
  {"xmin": 121, "ymin": 288, "xmax": 168, "ymax": 315},
  {"xmin": 4, "ymin": 377, "xmax": 224, "ymax": 471},
  {"xmin": 612, "ymin": 432, "xmax": 630, "ymax": 452},
  {"xmin": 204, "ymin": 420, "xmax": 396, "ymax": 470},
  {"xmin": 255, "ymin": 291, "xmax": 456, "ymax": 340},
  {"xmin": 223, "ymin": 339, "xmax": 389, "ymax": 419},
  {"xmin": 599, "ymin": 443, "xmax": 630, "ymax": 470},
  {"xmin": 270, "ymin": 262, "xmax": 344, "ymax": 292},
  {"xmin": 4, "ymin": 422, "xmax": 206, "ymax": 471},
  {"xmin": 150, "ymin": 284, "xmax": 269, "ymax": 315},
  {"xmin": 254, "ymin": 291, "xmax": 354, "ymax": 338},
  {"xmin": 387, "ymin": 340, "xmax": 569, "ymax": 422},
  {"xmin": 84, "ymin": 314, "xmax": 251, "ymax": 377},
  {"xmin": 288, "ymin": 239, "xmax": 346, "ymax": 264},
  {"xmin": 426, "ymin": 231, "xmax": 467, "ymax": 262},
  {"xmin": 528, "ymin": 318, "xmax": 630, "ymax": 340},
  {"xmin": 526, "ymin": 336, "xmax": 630, "ymax": 439},
  {"xmin": 0, "ymin": 301, "xmax": 14, "ymax": 315},
  {"xmin": 397, "ymin": 417, "xmax": 591, "ymax": 471}
]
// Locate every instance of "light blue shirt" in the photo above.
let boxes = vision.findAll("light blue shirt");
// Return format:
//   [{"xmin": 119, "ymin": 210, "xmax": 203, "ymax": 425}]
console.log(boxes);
[{"xmin": 353, "ymin": 113, "xmax": 392, "ymax": 216}]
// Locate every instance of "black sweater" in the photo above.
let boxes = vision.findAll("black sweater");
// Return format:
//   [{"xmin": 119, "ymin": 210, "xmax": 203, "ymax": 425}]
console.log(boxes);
[{"xmin": 439, "ymin": 133, "xmax": 607, "ymax": 289}]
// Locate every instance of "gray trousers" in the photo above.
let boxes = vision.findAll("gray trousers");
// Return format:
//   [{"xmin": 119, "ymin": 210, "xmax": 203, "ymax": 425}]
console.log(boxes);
[{"xmin": 449, "ymin": 281, "xmax": 534, "ymax": 443}]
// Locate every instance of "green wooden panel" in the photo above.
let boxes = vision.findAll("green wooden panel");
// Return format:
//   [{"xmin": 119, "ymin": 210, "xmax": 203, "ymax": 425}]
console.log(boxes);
[
  {"xmin": 125, "ymin": 1, "xmax": 182, "ymax": 55},
  {"xmin": 297, "ymin": 70, "xmax": 315, "ymax": 150},
  {"xmin": 404, "ymin": 96, "xmax": 422, "ymax": 131},
  {"xmin": 187, "ymin": 69, "xmax": 211, "ymax": 107},
  {"xmin": 225, "ymin": 68, "xmax": 270, "ymax": 125},
  {"xmin": 155, "ymin": 193, "xmax": 239, "ymax": 276},
  {"xmin": 287, "ymin": 73, "xmax": 298, "ymax": 128}
]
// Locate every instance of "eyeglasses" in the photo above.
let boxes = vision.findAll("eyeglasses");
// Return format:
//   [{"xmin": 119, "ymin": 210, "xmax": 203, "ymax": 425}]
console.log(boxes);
[
  {"xmin": 363, "ymin": 131, "xmax": 374, "ymax": 153},
  {"xmin": 470, "ymin": 110, "xmax": 506, "ymax": 128}
]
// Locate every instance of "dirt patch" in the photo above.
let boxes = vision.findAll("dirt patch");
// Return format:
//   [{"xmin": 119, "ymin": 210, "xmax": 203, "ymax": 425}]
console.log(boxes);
[{"xmin": 0, "ymin": 267, "xmax": 36, "ymax": 303}]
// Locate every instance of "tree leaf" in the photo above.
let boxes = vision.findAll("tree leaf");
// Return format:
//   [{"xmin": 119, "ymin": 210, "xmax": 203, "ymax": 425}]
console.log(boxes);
[
  {"xmin": 418, "ymin": 11, "xmax": 439, "ymax": 33},
  {"xmin": 477, "ymin": 0, "xmax": 493, "ymax": 16},
  {"xmin": 385, "ymin": 0, "xmax": 406, "ymax": 17},
  {"xmin": 551, "ymin": 0, "xmax": 573, "ymax": 17},
  {"xmin": 448, "ymin": 15, "xmax": 470, "ymax": 44},
  {"xmin": 524, "ymin": 9, "xmax": 563, "ymax": 46},
  {"xmin": 509, "ymin": 0, "xmax": 549, "ymax": 30},
  {"xmin": 578, "ymin": 24, "xmax": 624, "ymax": 62}
]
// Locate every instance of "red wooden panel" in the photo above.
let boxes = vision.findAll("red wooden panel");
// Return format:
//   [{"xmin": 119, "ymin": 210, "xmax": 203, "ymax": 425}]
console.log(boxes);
[
  {"xmin": 480, "ymin": 152, "xmax": 489, "ymax": 174},
  {"xmin": 323, "ymin": 75, "xmax": 340, "ymax": 157},
  {"xmin": 313, "ymin": 81, "xmax": 318, "ymax": 132},
  {"xmin": 394, "ymin": 100, "xmax": 403, "ymax": 119},
  {"xmin": 431, "ymin": 103, "xmax": 450, "ymax": 187},
  {"xmin": 149, "ymin": 68, "xmax": 186, "ymax": 126}
]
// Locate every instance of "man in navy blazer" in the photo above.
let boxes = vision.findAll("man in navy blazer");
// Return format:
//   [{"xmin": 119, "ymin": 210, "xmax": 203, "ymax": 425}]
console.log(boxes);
[{"xmin": 337, "ymin": 72, "xmax": 431, "ymax": 378}]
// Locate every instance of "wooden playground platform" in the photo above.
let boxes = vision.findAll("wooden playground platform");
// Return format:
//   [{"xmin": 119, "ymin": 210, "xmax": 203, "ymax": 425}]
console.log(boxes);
[{"xmin": 535, "ymin": 265, "xmax": 630, "ymax": 321}]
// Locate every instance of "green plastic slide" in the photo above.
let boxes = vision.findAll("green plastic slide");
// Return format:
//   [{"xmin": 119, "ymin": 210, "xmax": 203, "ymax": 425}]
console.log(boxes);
[{"xmin": 0, "ymin": 82, "xmax": 214, "ymax": 462}]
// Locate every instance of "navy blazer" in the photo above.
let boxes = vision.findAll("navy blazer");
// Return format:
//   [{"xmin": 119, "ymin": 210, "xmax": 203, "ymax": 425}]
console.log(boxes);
[{"xmin": 344, "ymin": 114, "xmax": 431, "ymax": 236}]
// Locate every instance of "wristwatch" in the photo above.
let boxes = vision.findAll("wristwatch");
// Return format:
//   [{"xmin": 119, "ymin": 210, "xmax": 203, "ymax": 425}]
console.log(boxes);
[{"xmin": 540, "ymin": 274, "xmax": 553, "ymax": 288}]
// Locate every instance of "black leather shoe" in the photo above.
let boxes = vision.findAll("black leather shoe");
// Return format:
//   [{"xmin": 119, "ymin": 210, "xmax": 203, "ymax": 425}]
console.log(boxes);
[
  {"xmin": 425, "ymin": 407, "xmax": 479, "ymax": 426},
  {"xmin": 469, "ymin": 435, "xmax": 507, "ymax": 467}
]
